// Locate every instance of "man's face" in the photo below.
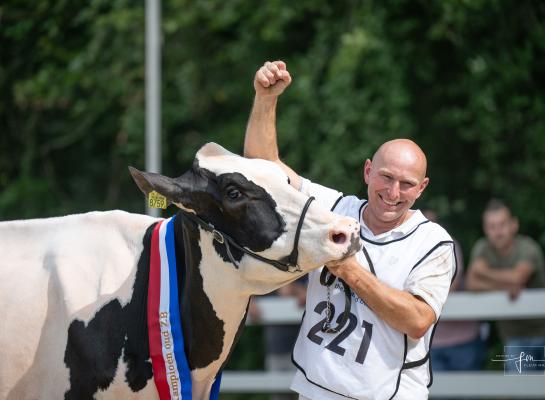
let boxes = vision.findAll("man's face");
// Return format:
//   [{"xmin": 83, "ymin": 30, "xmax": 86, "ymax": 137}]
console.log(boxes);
[
  {"xmin": 483, "ymin": 208, "xmax": 517, "ymax": 251},
  {"xmin": 364, "ymin": 156, "xmax": 428, "ymax": 226}
]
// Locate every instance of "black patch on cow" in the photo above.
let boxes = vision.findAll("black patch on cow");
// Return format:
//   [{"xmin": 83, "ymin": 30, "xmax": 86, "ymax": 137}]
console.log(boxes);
[
  {"xmin": 181, "ymin": 166, "xmax": 286, "ymax": 265},
  {"xmin": 174, "ymin": 214, "xmax": 226, "ymax": 369},
  {"xmin": 64, "ymin": 300, "xmax": 126, "ymax": 399},
  {"xmin": 64, "ymin": 223, "xmax": 157, "ymax": 400},
  {"xmin": 122, "ymin": 223, "xmax": 156, "ymax": 391}
]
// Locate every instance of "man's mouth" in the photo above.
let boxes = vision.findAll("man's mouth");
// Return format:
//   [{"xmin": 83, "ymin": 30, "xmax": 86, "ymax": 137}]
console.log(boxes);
[{"xmin": 379, "ymin": 194, "xmax": 401, "ymax": 207}]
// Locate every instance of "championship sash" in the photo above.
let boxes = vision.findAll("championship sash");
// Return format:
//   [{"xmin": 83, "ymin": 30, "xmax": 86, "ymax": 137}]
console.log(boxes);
[{"xmin": 148, "ymin": 217, "xmax": 222, "ymax": 400}]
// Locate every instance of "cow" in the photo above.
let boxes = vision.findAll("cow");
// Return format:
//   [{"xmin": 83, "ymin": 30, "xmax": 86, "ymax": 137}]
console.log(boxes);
[{"xmin": 0, "ymin": 142, "xmax": 361, "ymax": 400}]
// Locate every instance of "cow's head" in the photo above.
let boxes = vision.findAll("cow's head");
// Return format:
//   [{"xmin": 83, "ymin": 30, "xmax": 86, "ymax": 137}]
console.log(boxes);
[{"xmin": 130, "ymin": 143, "xmax": 360, "ymax": 292}]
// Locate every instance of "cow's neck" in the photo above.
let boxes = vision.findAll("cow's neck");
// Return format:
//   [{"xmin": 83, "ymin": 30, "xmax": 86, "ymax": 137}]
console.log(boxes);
[{"xmin": 172, "ymin": 214, "xmax": 250, "ymax": 395}]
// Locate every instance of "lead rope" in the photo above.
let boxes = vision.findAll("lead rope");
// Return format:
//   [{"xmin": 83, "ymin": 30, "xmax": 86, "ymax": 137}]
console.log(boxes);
[
  {"xmin": 320, "ymin": 244, "xmax": 374, "ymax": 333},
  {"xmin": 320, "ymin": 267, "xmax": 352, "ymax": 333}
]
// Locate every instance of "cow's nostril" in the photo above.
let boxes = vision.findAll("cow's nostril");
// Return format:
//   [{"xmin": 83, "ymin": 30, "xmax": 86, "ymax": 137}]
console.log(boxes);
[{"xmin": 332, "ymin": 233, "xmax": 347, "ymax": 244}]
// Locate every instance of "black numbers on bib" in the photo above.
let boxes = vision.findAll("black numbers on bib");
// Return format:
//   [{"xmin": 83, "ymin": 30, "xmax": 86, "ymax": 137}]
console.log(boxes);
[
  {"xmin": 325, "ymin": 313, "xmax": 357, "ymax": 356},
  {"xmin": 307, "ymin": 301, "xmax": 332, "ymax": 345},
  {"xmin": 355, "ymin": 320, "xmax": 373, "ymax": 364},
  {"xmin": 306, "ymin": 301, "xmax": 373, "ymax": 364}
]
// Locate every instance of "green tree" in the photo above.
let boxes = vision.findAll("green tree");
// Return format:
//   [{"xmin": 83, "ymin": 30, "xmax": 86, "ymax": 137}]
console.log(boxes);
[{"xmin": 2, "ymin": 1, "xmax": 545, "ymax": 393}]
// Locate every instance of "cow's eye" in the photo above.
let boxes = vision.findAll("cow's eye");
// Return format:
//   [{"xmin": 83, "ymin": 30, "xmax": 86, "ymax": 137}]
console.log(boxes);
[{"xmin": 226, "ymin": 188, "xmax": 242, "ymax": 200}]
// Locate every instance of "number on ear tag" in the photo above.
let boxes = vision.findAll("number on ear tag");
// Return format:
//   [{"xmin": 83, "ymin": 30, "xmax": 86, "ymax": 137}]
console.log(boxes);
[{"xmin": 148, "ymin": 191, "xmax": 167, "ymax": 209}]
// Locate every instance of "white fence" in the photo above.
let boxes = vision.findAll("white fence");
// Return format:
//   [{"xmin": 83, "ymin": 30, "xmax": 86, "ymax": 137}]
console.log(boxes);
[{"xmin": 222, "ymin": 289, "xmax": 545, "ymax": 398}]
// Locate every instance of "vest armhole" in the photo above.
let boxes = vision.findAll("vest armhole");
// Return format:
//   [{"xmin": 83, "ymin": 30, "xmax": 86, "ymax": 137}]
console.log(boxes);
[{"xmin": 409, "ymin": 240, "xmax": 454, "ymax": 274}]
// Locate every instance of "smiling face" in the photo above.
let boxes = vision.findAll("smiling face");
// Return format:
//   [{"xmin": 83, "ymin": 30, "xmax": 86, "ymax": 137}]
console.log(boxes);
[{"xmin": 363, "ymin": 139, "xmax": 429, "ymax": 234}]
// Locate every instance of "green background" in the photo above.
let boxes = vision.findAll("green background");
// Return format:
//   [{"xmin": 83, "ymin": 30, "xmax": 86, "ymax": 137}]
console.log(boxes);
[{"xmin": 2, "ymin": 1, "xmax": 544, "ymax": 397}]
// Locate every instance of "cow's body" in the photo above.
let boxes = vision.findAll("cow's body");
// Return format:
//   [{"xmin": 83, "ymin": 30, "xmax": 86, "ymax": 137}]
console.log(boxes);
[
  {"xmin": 0, "ymin": 143, "xmax": 360, "ymax": 400},
  {"xmin": 0, "ymin": 211, "xmax": 157, "ymax": 399}
]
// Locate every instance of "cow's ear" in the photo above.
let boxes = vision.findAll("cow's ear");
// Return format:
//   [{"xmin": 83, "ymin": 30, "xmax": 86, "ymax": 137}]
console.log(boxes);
[{"xmin": 128, "ymin": 166, "xmax": 181, "ymax": 205}]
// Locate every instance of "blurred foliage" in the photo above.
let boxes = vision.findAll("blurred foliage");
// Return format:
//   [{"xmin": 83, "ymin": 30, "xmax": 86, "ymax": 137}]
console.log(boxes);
[{"xmin": 2, "ymin": 0, "xmax": 545, "ymax": 390}]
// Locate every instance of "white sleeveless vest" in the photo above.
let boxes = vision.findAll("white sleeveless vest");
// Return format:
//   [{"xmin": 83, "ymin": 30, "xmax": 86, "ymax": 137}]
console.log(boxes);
[{"xmin": 292, "ymin": 196, "xmax": 455, "ymax": 400}]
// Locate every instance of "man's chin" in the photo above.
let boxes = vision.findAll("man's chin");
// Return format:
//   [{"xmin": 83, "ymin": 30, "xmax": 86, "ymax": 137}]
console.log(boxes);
[{"xmin": 379, "ymin": 211, "xmax": 404, "ymax": 222}]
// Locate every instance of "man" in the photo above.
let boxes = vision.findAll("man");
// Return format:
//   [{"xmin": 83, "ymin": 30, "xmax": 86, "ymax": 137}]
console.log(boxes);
[
  {"xmin": 466, "ymin": 199, "xmax": 545, "ymax": 370},
  {"xmin": 244, "ymin": 61, "xmax": 456, "ymax": 400}
]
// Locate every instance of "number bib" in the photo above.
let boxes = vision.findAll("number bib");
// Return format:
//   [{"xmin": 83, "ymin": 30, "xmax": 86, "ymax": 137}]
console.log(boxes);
[{"xmin": 292, "ymin": 196, "xmax": 453, "ymax": 400}]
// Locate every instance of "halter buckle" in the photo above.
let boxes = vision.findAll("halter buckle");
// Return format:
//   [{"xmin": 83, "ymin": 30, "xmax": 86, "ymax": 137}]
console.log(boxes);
[
  {"xmin": 212, "ymin": 230, "xmax": 224, "ymax": 244},
  {"xmin": 288, "ymin": 264, "xmax": 302, "ymax": 273}
]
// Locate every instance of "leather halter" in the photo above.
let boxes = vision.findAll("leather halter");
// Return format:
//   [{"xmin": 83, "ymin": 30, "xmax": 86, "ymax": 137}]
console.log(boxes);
[{"xmin": 180, "ymin": 196, "xmax": 316, "ymax": 273}]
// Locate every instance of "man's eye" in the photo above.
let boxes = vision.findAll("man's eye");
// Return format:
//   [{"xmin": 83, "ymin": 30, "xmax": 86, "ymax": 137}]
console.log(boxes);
[{"xmin": 227, "ymin": 188, "xmax": 242, "ymax": 200}]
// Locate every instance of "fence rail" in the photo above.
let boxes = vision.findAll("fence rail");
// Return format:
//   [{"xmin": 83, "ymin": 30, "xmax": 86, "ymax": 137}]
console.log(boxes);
[
  {"xmin": 223, "ymin": 289, "xmax": 545, "ymax": 398},
  {"xmin": 221, "ymin": 371, "xmax": 545, "ymax": 398}
]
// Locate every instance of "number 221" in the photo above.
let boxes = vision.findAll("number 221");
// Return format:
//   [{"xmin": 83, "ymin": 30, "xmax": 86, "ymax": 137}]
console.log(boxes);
[{"xmin": 306, "ymin": 301, "xmax": 373, "ymax": 364}]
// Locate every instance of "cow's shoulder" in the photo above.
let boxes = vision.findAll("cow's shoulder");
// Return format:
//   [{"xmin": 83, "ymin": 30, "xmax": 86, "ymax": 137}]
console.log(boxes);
[{"xmin": 64, "ymin": 220, "xmax": 158, "ymax": 399}]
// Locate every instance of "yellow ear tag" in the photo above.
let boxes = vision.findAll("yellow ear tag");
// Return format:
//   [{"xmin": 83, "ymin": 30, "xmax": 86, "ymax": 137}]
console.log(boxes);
[{"xmin": 148, "ymin": 191, "xmax": 167, "ymax": 209}]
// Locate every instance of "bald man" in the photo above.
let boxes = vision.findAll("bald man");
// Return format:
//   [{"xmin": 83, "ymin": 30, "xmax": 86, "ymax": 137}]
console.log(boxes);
[{"xmin": 244, "ymin": 61, "xmax": 456, "ymax": 400}]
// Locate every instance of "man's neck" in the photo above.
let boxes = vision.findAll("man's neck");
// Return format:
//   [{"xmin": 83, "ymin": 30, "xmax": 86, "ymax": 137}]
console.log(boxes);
[{"xmin": 362, "ymin": 207, "xmax": 414, "ymax": 236}]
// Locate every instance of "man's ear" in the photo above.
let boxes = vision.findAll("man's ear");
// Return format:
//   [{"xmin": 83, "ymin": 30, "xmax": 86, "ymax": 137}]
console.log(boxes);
[
  {"xmin": 129, "ymin": 166, "xmax": 184, "ymax": 206},
  {"xmin": 363, "ymin": 159, "xmax": 372, "ymax": 185},
  {"xmin": 512, "ymin": 217, "xmax": 520, "ymax": 235},
  {"xmin": 417, "ymin": 177, "xmax": 430, "ymax": 197}
]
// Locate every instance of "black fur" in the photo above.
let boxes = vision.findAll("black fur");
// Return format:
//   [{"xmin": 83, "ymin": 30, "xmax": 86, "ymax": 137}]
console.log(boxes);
[{"xmin": 175, "ymin": 215, "xmax": 226, "ymax": 369}]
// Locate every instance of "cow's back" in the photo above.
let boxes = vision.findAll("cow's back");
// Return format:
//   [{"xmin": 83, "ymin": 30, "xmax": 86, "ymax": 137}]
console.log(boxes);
[{"xmin": 0, "ymin": 210, "xmax": 158, "ymax": 399}]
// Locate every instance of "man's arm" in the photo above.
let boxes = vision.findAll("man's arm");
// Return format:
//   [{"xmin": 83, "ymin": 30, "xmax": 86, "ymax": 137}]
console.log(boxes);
[
  {"xmin": 466, "ymin": 258, "xmax": 533, "ymax": 299},
  {"xmin": 326, "ymin": 255, "xmax": 444, "ymax": 339},
  {"xmin": 243, "ymin": 61, "xmax": 301, "ymax": 189}
]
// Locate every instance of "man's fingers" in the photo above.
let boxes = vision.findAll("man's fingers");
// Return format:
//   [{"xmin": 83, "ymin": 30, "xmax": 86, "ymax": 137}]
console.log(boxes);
[
  {"xmin": 273, "ymin": 60, "xmax": 287, "ymax": 71},
  {"xmin": 280, "ymin": 70, "xmax": 292, "ymax": 85},
  {"xmin": 254, "ymin": 60, "xmax": 291, "ymax": 94},
  {"xmin": 266, "ymin": 61, "xmax": 286, "ymax": 80},
  {"xmin": 261, "ymin": 66, "xmax": 277, "ymax": 85},
  {"xmin": 255, "ymin": 70, "xmax": 271, "ymax": 87}
]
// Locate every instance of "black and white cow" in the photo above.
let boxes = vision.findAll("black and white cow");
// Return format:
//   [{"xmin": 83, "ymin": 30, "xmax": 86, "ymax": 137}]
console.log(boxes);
[{"xmin": 0, "ymin": 143, "xmax": 360, "ymax": 400}]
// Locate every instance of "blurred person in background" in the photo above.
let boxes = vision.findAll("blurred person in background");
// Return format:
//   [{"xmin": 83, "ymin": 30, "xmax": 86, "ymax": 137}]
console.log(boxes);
[
  {"xmin": 249, "ymin": 280, "xmax": 307, "ymax": 400},
  {"xmin": 423, "ymin": 210, "xmax": 486, "ymax": 374},
  {"xmin": 466, "ymin": 199, "xmax": 545, "ymax": 372}
]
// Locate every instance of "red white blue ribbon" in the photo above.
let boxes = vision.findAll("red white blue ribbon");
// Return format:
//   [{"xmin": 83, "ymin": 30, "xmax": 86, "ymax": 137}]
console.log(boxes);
[{"xmin": 148, "ymin": 217, "xmax": 222, "ymax": 399}]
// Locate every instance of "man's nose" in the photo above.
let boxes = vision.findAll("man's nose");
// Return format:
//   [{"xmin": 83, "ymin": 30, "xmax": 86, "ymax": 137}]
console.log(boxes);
[{"xmin": 388, "ymin": 181, "xmax": 400, "ymax": 199}]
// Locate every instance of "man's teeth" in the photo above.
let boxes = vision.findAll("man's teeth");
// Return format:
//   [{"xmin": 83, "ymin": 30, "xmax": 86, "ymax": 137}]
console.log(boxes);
[{"xmin": 383, "ymin": 199, "xmax": 398, "ymax": 206}]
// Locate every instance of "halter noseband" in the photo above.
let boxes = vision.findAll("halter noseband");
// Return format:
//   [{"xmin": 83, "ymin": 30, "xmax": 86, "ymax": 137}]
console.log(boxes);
[{"xmin": 180, "ymin": 196, "xmax": 315, "ymax": 273}]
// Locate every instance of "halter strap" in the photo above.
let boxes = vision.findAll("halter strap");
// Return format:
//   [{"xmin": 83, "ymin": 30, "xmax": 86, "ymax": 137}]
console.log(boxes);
[{"xmin": 180, "ymin": 196, "xmax": 315, "ymax": 273}]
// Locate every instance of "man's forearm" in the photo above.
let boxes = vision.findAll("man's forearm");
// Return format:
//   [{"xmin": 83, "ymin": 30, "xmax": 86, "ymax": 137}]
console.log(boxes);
[
  {"xmin": 330, "ymin": 259, "xmax": 435, "ymax": 339},
  {"xmin": 466, "ymin": 272, "xmax": 510, "ymax": 291},
  {"xmin": 469, "ymin": 260, "xmax": 531, "ymax": 288},
  {"xmin": 243, "ymin": 94, "xmax": 302, "ymax": 188},
  {"xmin": 244, "ymin": 96, "xmax": 280, "ymax": 161}
]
